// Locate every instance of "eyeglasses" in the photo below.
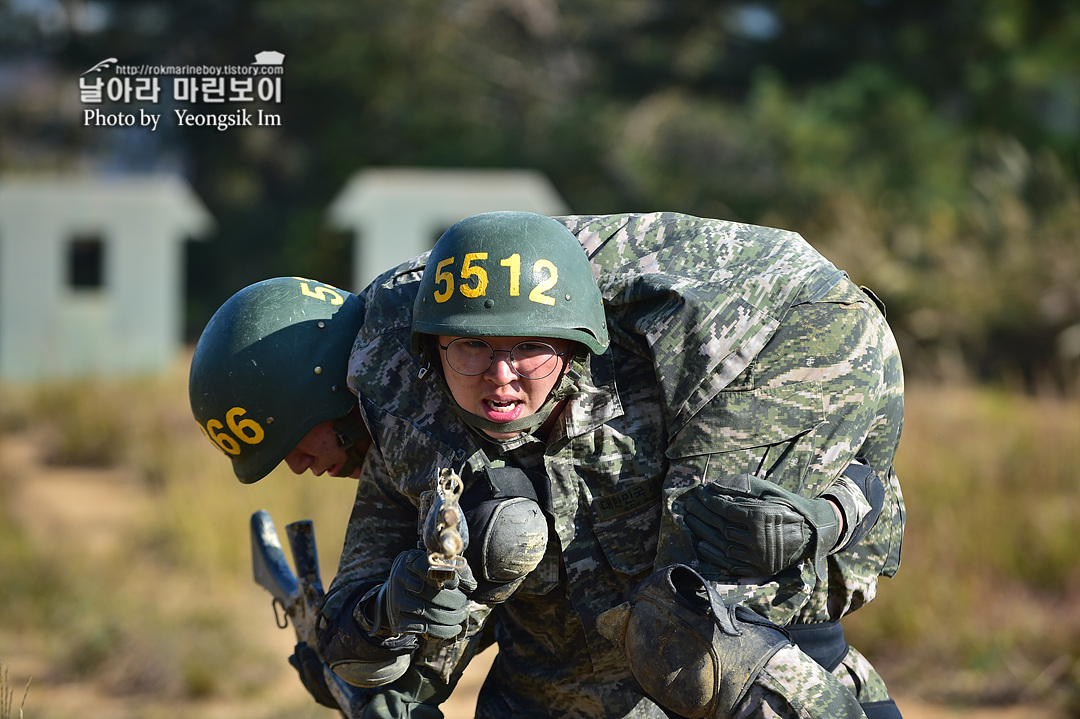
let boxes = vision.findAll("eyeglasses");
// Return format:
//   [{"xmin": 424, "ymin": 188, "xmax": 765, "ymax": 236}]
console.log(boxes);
[{"xmin": 438, "ymin": 338, "xmax": 566, "ymax": 380}]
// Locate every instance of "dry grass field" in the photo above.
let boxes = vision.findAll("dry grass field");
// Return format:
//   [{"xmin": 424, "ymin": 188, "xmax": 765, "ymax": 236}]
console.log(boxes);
[{"xmin": 1, "ymin": 355, "xmax": 1078, "ymax": 718}]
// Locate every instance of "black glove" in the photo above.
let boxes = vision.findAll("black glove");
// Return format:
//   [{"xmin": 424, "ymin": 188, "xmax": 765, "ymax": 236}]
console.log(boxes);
[
  {"xmin": 360, "ymin": 549, "xmax": 474, "ymax": 641},
  {"xmin": 288, "ymin": 641, "xmax": 339, "ymax": 709},
  {"xmin": 838, "ymin": 460, "xmax": 887, "ymax": 551},
  {"xmin": 684, "ymin": 474, "xmax": 840, "ymax": 577}
]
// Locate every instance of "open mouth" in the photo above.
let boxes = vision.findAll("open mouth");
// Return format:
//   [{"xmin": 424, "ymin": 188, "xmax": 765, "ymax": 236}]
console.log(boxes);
[{"xmin": 484, "ymin": 398, "xmax": 521, "ymax": 419}]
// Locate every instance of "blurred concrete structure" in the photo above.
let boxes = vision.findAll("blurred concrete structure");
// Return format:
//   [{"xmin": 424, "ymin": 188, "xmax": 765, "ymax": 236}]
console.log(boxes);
[
  {"xmin": 0, "ymin": 175, "xmax": 213, "ymax": 381},
  {"xmin": 328, "ymin": 168, "xmax": 567, "ymax": 289}
]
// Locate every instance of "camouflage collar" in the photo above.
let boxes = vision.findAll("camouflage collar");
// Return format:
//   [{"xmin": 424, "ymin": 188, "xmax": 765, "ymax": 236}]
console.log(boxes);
[{"xmin": 561, "ymin": 350, "xmax": 623, "ymax": 439}]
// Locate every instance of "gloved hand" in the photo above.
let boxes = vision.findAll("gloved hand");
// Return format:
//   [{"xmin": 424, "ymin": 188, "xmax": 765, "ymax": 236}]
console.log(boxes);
[
  {"xmin": 362, "ymin": 689, "xmax": 446, "ymax": 719},
  {"xmin": 684, "ymin": 475, "xmax": 841, "ymax": 577},
  {"xmin": 361, "ymin": 549, "xmax": 474, "ymax": 641},
  {"xmin": 288, "ymin": 641, "xmax": 339, "ymax": 709}
]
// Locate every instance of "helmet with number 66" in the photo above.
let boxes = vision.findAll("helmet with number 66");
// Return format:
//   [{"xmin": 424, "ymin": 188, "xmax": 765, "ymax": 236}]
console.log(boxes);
[
  {"xmin": 411, "ymin": 211, "xmax": 609, "ymax": 355},
  {"xmin": 189, "ymin": 277, "xmax": 365, "ymax": 483}
]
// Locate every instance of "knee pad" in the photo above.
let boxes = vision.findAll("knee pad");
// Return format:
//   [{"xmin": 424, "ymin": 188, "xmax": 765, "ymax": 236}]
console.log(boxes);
[
  {"xmin": 597, "ymin": 565, "xmax": 791, "ymax": 719},
  {"xmin": 464, "ymin": 496, "xmax": 548, "ymax": 603}
]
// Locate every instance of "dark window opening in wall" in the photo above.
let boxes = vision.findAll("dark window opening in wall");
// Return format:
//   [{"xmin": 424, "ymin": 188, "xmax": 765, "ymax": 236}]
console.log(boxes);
[{"xmin": 69, "ymin": 235, "xmax": 105, "ymax": 289}]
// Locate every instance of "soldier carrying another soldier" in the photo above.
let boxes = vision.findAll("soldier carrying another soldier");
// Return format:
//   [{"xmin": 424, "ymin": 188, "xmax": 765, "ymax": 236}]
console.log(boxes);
[{"xmin": 190, "ymin": 210, "xmax": 905, "ymax": 718}]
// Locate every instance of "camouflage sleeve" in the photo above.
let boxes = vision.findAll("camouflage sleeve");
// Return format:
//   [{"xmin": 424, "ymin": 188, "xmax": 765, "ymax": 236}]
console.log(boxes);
[
  {"xmin": 656, "ymin": 277, "xmax": 904, "ymax": 623},
  {"xmin": 325, "ymin": 445, "xmax": 421, "ymax": 613},
  {"xmin": 562, "ymin": 211, "xmax": 847, "ymax": 437},
  {"xmin": 743, "ymin": 644, "xmax": 869, "ymax": 718}
]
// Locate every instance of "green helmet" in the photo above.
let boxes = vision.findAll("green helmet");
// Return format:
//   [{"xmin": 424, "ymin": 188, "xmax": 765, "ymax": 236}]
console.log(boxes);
[
  {"xmin": 412, "ymin": 211, "xmax": 609, "ymax": 355},
  {"xmin": 189, "ymin": 277, "xmax": 364, "ymax": 483}
]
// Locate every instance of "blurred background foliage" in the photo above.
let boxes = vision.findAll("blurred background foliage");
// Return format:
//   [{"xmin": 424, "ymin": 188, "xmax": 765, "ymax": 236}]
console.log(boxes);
[{"xmin": 2, "ymin": 0, "xmax": 1079, "ymax": 391}]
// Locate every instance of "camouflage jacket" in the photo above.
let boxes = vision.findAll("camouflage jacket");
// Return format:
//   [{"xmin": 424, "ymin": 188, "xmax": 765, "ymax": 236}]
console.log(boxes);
[{"xmin": 330, "ymin": 212, "xmax": 905, "ymax": 717}]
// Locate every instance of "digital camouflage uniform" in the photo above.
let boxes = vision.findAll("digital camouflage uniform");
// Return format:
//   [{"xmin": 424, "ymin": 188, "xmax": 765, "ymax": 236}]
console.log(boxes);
[{"xmin": 328, "ymin": 212, "xmax": 905, "ymax": 718}]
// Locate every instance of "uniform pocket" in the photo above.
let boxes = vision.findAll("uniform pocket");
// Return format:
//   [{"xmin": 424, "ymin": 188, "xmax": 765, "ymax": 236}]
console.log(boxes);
[{"xmin": 584, "ymin": 473, "xmax": 663, "ymax": 577}]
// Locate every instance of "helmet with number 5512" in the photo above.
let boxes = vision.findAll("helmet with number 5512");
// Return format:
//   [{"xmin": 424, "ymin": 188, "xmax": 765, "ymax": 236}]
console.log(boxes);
[
  {"xmin": 411, "ymin": 211, "xmax": 609, "ymax": 355},
  {"xmin": 189, "ymin": 277, "xmax": 365, "ymax": 483}
]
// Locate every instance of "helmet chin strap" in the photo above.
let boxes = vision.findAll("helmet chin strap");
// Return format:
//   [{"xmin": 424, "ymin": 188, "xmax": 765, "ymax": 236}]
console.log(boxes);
[
  {"xmin": 451, "ymin": 395, "xmax": 556, "ymax": 436},
  {"xmin": 332, "ymin": 408, "xmax": 370, "ymax": 477}
]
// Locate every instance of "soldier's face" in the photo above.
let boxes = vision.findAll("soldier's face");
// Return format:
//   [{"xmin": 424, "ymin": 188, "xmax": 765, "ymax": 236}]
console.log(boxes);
[
  {"xmin": 437, "ymin": 335, "xmax": 570, "ymax": 439},
  {"xmin": 284, "ymin": 420, "xmax": 364, "ymax": 478}
]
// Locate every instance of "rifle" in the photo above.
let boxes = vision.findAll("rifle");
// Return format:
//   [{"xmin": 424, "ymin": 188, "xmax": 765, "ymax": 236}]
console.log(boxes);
[
  {"xmin": 251, "ymin": 470, "xmax": 481, "ymax": 705},
  {"xmin": 414, "ymin": 468, "xmax": 490, "ymax": 684},
  {"xmin": 250, "ymin": 509, "xmax": 366, "ymax": 718},
  {"xmin": 420, "ymin": 467, "xmax": 468, "ymax": 588}
]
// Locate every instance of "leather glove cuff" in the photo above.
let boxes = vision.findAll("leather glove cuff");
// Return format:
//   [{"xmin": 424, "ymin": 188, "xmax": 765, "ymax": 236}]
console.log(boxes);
[
  {"xmin": 317, "ymin": 583, "xmax": 417, "ymax": 688},
  {"xmin": 836, "ymin": 460, "xmax": 887, "ymax": 551},
  {"xmin": 798, "ymin": 494, "xmax": 842, "ymax": 576}
]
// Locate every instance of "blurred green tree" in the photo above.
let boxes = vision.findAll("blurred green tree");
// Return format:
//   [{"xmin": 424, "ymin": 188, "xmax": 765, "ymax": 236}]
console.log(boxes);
[{"xmin": 3, "ymin": 0, "xmax": 1079, "ymax": 388}]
